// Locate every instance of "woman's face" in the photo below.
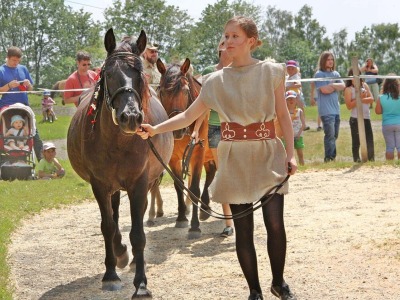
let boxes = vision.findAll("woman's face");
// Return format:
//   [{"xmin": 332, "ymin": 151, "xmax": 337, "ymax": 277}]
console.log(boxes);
[
  {"xmin": 224, "ymin": 22, "xmax": 255, "ymax": 58},
  {"xmin": 325, "ymin": 55, "xmax": 334, "ymax": 69}
]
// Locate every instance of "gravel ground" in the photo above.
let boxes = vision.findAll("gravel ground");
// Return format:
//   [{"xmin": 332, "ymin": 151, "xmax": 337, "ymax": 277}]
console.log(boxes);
[{"xmin": 7, "ymin": 166, "xmax": 400, "ymax": 300}]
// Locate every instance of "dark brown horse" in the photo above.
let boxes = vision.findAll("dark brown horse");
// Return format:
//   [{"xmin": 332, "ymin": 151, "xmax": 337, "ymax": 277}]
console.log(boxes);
[
  {"xmin": 156, "ymin": 58, "xmax": 210, "ymax": 239},
  {"xmin": 67, "ymin": 28, "xmax": 173, "ymax": 298}
]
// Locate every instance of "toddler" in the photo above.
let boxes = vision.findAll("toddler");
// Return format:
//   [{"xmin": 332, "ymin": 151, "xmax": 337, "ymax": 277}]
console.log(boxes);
[
  {"xmin": 286, "ymin": 91, "xmax": 305, "ymax": 165},
  {"xmin": 5, "ymin": 114, "xmax": 29, "ymax": 150},
  {"xmin": 41, "ymin": 90, "xmax": 57, "ymax": 122},
  {"xmin": 37, "ymin": 142, "xmax": 65, "ymax": 179}
]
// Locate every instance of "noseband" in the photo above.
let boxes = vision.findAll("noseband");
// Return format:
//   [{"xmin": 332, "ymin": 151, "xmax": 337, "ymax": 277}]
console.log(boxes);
[{"xmin": 102, "ymin": 52, "xmax": 143, "ymax": 112}]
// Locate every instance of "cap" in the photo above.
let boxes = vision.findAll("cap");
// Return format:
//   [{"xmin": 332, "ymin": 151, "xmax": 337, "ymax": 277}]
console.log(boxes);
[
  {"xmin": 146, "ymin": 43, "xmax": 159, "ymax": 50},
  {"xmin": 286, "ymin": 60, "xmax": 298, "ymax": 68},
  {"xmin": 285, "ymin": 90, "xmax": 297, "ymax": 100},
  {"xmin": 11, "ymin": 115, "xmax": 25, "ymax": 126},
  {"xmin": 43, "ymin": 90, "xmax": 51, "ymax": 96},
  {"xmin": 43, "ymin": 142, "xmax": 56, "ymax": 151}
]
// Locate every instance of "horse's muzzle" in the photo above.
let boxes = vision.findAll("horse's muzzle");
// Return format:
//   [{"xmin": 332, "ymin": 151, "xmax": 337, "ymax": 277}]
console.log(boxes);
[
  {"xmin": 118, "ymin": 110, "xmax": 144, "ymax": 134},
  {"xmin": 173, "ymin": 128, "xmax": 188, "ymax": 140}
]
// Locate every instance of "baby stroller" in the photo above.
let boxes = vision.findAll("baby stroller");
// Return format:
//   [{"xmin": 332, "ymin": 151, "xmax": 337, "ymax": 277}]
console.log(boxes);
[{"xmin": 0, "ymin": 103, "xmax": 36, "ymax": 180}]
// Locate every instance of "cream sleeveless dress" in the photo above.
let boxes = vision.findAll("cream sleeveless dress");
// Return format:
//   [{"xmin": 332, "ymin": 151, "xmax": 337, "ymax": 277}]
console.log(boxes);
[{"xmin": 199, "ymin": 60, "xmax": 288, "ymax": 205}]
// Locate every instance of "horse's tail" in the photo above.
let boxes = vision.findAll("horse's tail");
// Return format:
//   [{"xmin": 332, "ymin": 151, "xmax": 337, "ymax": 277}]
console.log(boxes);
[{"xmin": 50, "ymin": 81, "xmax": 60, "ymax": 98}]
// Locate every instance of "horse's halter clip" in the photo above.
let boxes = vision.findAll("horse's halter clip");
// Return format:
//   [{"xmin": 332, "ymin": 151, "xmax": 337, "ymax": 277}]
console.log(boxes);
[{"xmin": 102, "ymin": 52, "xmax": 144, "ymax": 124}]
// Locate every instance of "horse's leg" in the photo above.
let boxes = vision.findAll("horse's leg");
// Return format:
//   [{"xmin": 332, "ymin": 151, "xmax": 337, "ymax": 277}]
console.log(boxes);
[
  {"xmin": 185, "ymin": 174, "xmax": 192, "ymax": 215},
  {"xmin": 91, "ymin": 181, "xmax": 122, "ymax": 291},
  {"xmin": 187, "ymin": 155, "xmax": 204, "ymax": 239},
  {"xmin": 199, "ymin": 160, "xmax": 216, "ymax": 221},
  {"xmin": 170, "ymin": 158, "xmax": 189, "ymax": 228},
  {"xmin": 147, "ymin": 173, "xmax": 164, "ymax": 226},
  {"xmin": 111, "ymin": 191, "xmax": 129, "ymax": 269},
  {"xmin": 127, "ymin": 177, "xmax": 152, "ymax": 298}
]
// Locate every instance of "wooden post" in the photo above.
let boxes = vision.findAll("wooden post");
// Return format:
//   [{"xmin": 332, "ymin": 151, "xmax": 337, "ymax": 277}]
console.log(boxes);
[{"xmin": 351, "ymin": 57, "xmax": 368, "ymax": 162}]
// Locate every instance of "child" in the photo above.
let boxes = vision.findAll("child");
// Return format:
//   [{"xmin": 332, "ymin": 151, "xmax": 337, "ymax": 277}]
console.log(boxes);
[
  {"xmin": 285, "ymin": 60, "xmax": 309, "ymax": 131},
  {"xmin": 5, "ymin": 114, "xmax": 29, "ymax": 150},
  {"xmin": 286, "ymin": 91, "xmax": 305, "ymax": 165},
  {"xmin": 41, "ymin": 90, "xmax": 57, "ymax": 122},
  {"xmin": 37, "ymin": 142, "xmax": 65, "ymax": 179}
]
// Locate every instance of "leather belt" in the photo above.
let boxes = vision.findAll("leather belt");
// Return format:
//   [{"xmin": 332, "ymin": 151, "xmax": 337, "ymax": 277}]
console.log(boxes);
[{"xmin": 220, "ymin": 121, "xmax": 275, "ymax": 141}]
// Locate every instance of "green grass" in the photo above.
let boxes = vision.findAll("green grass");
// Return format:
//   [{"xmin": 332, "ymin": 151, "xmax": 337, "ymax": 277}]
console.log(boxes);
[{"xmin": 0, "ymin": 100, "xmax": 399, "ymax": 299}]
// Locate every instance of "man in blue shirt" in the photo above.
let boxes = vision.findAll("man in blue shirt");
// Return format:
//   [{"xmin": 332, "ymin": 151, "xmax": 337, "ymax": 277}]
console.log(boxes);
[
  {"xmin": 314, "ymin": 51, "xmax": 345, "ymax": 162},
  {"xmin": 0, "ymin": 46, "xmax": 43, "ymax": 160}
]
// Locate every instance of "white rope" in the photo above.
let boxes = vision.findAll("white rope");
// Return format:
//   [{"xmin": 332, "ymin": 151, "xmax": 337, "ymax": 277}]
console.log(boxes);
[
  {"xmin": 286, "ymin": 74, "xmax": 400, "ymax": 83},
  {"xmin": 0, "ymin": 88, "xmax": 89, "ymax": 95}
]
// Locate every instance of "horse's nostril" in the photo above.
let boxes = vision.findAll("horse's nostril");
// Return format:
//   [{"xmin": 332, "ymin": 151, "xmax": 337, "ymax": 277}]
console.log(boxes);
[{"xmin": 120, "ymin": 112, "xmax": 129, "ymax": 123}]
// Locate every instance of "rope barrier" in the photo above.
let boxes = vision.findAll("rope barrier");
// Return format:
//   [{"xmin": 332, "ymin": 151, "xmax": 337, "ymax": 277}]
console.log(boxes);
[{"xmin": 1, "ymin": 74, "xmax": 400, "ymax": 95}]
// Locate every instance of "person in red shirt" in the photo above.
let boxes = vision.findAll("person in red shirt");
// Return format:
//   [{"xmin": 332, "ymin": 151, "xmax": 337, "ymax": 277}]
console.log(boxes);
[{"xmin": 64, "ymin": 51, "xmax": 97, "ymax": 106}]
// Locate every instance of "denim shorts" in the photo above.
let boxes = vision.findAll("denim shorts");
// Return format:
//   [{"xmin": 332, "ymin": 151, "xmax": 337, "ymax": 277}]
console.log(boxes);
[{"xmin": 208, "ymin": 125, "xmax": 221, "ymax": 148}]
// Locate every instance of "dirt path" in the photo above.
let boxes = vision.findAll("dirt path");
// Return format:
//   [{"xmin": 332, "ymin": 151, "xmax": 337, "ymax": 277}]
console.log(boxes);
[{"xmin": 8, "ymin": 166, "xmax": 400, "ymax": 300}]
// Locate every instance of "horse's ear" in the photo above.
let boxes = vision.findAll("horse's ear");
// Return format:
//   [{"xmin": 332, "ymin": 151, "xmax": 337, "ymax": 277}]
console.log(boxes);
[
  {"xmin": 156, "ymin": 58, "xmax": 166, "ymax": 75},
  {"xmin": 136, "ymin": 30, "xmax": 147, "ymax": 54},
  {"xmin": 104, "ymin": 28, "xmax": 116, "ymax": 55},
  {"xmin": 181, "ymin": 58, "xmax": 191, "ymax": 75}
]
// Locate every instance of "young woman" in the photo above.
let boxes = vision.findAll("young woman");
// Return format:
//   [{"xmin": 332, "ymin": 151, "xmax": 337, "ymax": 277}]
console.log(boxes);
[
  {"xmin": 344, "ymin": 68, "xmax": 375, "ymax": 162},
  {"xmin": 138, "ymin": 16, "xmax": 297, "ymax": 300},
  {"xmin": 375, "ymin": 75, "xmax": 400, "ymax": 160}
]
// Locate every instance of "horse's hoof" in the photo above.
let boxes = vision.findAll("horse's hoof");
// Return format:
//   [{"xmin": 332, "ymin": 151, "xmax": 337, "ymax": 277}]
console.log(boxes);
[
  {"xmin": 199, "ymin": 208, "xmax": 211, "ymax": 221},
  {"xmin": 188, "ymin": 228, "xmax": 201, "ymax": 240},
  {"xmin": 102, "ymin": 280, "xmax": 122, "ymax": 291},
  {"xmin": 117, "ymin": 249, "xmax": 129, "ymax": 269},
  {"xmin": 175, "ymin": 220, "xmax": 189, "ymax": 228},
  {"xmin": 147, "ymin": 220, "xmax": 156, "ymax": 227},
  {"xmin": 156, "ymin": 212, "xmax": 164, "ymax": 218},
  {"xmin": 132, "ymin": 282, "xmax": 152, "ymax": 298}
]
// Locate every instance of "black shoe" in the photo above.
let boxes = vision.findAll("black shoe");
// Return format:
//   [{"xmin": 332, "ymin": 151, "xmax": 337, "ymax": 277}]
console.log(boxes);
[
  {"xmin": 304, "ymin": 126, "xmax": 310, "ymax": 131},
  {"xmin": 220, "ymin": 226, "xmax": 234, "ymax": 237},
  {"xmin": 317, "ymin": 126, "xmax": 322, "ymax": 131},
  {"xmin": 248, "ymin": 289, "xmax": 263, "ymax": 300},
  {"xmin": 271, "ymin": 282, "xmax": 296, "ymax": 300}
]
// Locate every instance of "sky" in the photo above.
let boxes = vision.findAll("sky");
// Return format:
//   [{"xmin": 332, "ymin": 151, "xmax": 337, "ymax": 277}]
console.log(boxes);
[{"xmin": 66, "ymin": 0, "xmax": 400, "ymax": 41}]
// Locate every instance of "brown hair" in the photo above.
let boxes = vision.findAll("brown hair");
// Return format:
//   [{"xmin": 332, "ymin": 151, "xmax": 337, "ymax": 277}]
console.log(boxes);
[
  {"xmin": 7, "ymin": 46, "xmax": 23, "ymax": 58},
  {"xmin": 382, "ymin": 74, "xmax": 399, "ymax": 100},
  {"xmin": 346, "ymin": 68, "xmax": 364, "ymax": 88},
  {"xmin": 76, "ymin": 51, "xmax": 91, "ymax": 61},
  {"xmin": 225, "ymin": 16, "xmax": 262, "ymax": 51},
  {"xmin": 318, "ymin": 51, "xmax": 335, "ymax": 72}
]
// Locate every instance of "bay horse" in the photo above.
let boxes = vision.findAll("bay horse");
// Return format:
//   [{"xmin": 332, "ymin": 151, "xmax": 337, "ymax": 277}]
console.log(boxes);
[
  {"xmin": 50, "ymin": 79, "xmax": 66, "ymax": 104},
  {"xmin": 67, "ymin": 28, "xmax": 173, "ymax": 298},
  {"xmin": 156, "ymin": 58, "xmax": 211, "ymax": 239}
]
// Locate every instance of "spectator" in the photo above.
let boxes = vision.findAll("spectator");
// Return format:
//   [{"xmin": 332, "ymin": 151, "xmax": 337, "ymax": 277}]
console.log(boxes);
[
  {"xmin": 0, "ymin": 46, "xmax": 43, "ymax": 160},
  {"xmin": 64, "ymin": 51, "xmax": 97, "ymax": 106},
  {"xmin": 141, "ymin": 42, "xmax": 161, "ymax": 86},
  {"xmin": 37, "ymin": 142, "xmax": 65, "ymax": 179},
  {"xmin": 138, "ymin": 16, "xmax": 298, "ymax": 300},
  {"xmin": 4, "ymin": 114, "xmax": 29, "ymax": 151},
  {"xmin": 375, "ymin": 75, "xmax": 400, "ymax": 160},
  {"xmin": 310, "ymin": 82, "xmax": 322, "ymax": 131},
  {"xmin": 41, "ymin": 90, "xmax": 57, "ymax": 122},
  {"xmin": 344, "ymin": 68, "xmax": 375, "ymax": 162},
  {"xmin": 361, "ymin": 58, "xmax": 379, "ymax": 106},
  {"xmin": 285, "ymin": 91, "xmax": 305, "ymax": 165},
  {"xmin": 200, "ymin": 36, "xmax": 234, "ymax": 237},
  {"xmin": 285, "ymin": 60, "xmax": 309, "ymax": 130},
  {"xmin": 314, "ymin": 51, "xmax": 345, "ymax": 162}
]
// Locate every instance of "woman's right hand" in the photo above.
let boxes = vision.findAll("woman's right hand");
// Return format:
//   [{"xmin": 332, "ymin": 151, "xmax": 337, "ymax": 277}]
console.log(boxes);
[{"xmin": 137, "ymin": 124, "xmax": 155, "ymax": 139}]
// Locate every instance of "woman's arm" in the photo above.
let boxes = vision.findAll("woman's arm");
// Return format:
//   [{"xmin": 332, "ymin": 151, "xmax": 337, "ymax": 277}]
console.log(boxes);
[
  {"xmin": 375, "ymin": 98, "xmax": 382, "ymax": 114},
  {"xmin": 344, "ymin": 87, "xmax": 355, "ymax": 110},
  {"xmin": 138, "ymin": 96, "xmax": 209, "ymax": 139},
  {"xmin": 361, "ymin": 83, "xmax": 374, "ymax": 104},
  {"xmin": 275, "ymin": 82, "xmax": 297, "ymax": 175}
]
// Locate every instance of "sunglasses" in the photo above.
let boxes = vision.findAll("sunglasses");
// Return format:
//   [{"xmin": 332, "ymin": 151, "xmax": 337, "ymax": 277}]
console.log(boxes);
[
  {"xmin": 149, "ymin": 50, "xmax": 158, "ymax": 54},
  {"xmin": 82, "ymin": 63, "xmax": 92, "ymax": 66}
]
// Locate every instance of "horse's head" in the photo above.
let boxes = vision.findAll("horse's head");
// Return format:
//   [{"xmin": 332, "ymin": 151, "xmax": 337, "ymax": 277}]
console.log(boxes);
[
  {"xmin": 101, "ymin": 28, "xmax": 149, "ymax": 134},
  {"xmin": 157, "ymin": 58, "xmax": 195, "ymax": 139}
]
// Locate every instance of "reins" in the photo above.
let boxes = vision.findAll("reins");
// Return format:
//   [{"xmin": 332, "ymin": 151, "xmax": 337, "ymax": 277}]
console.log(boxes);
[
  {"xmin": 145, "ymin": 136, "xmax": 291, "ymax": 220},
  {"xmin": 181, "ymin": 138, "xmax": 204, "ymax": 180}
]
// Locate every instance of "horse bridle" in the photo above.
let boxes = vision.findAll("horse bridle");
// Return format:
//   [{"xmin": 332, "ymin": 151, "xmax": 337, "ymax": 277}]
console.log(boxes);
[{"xmin": 102, "ymin": 52, "xmax": 144, "ymax": 115}]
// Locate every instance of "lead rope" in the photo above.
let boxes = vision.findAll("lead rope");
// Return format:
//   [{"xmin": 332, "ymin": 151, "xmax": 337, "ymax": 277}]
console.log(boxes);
[{"xmin": 146, "ymin": 136, "xmax": 291, "ymax": 220}]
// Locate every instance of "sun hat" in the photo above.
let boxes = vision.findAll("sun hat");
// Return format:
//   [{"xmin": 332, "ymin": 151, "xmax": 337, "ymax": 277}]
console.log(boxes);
[
  {"xmin": 286, "ymin": 60, "xmax": 298, "ymax": 68},
  {"xmin": 43, "ymin": 142, "xmax": 56, "ymax": 151},
  {"xmin": 43, "ymin": 90, "xmax": 51, "ymax": 96},
  {"xmin": 10, "ymin": 115, "xmax": 25, "ymax": 127},
  {"xmin": 285, "ymin": 90, "xmax": 297, "ymax": 100}
]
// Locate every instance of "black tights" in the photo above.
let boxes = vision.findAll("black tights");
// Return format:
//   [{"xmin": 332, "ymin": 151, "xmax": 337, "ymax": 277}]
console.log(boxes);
[{"xmin": 230, "ymin": 194, "xmax": 286, "ymax": 294}]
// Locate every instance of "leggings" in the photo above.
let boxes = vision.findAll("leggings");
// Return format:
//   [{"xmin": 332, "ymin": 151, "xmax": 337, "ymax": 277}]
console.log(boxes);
[{"xmin": 230, "ymin": 194, "xmax": 286, "ymax": 294}]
